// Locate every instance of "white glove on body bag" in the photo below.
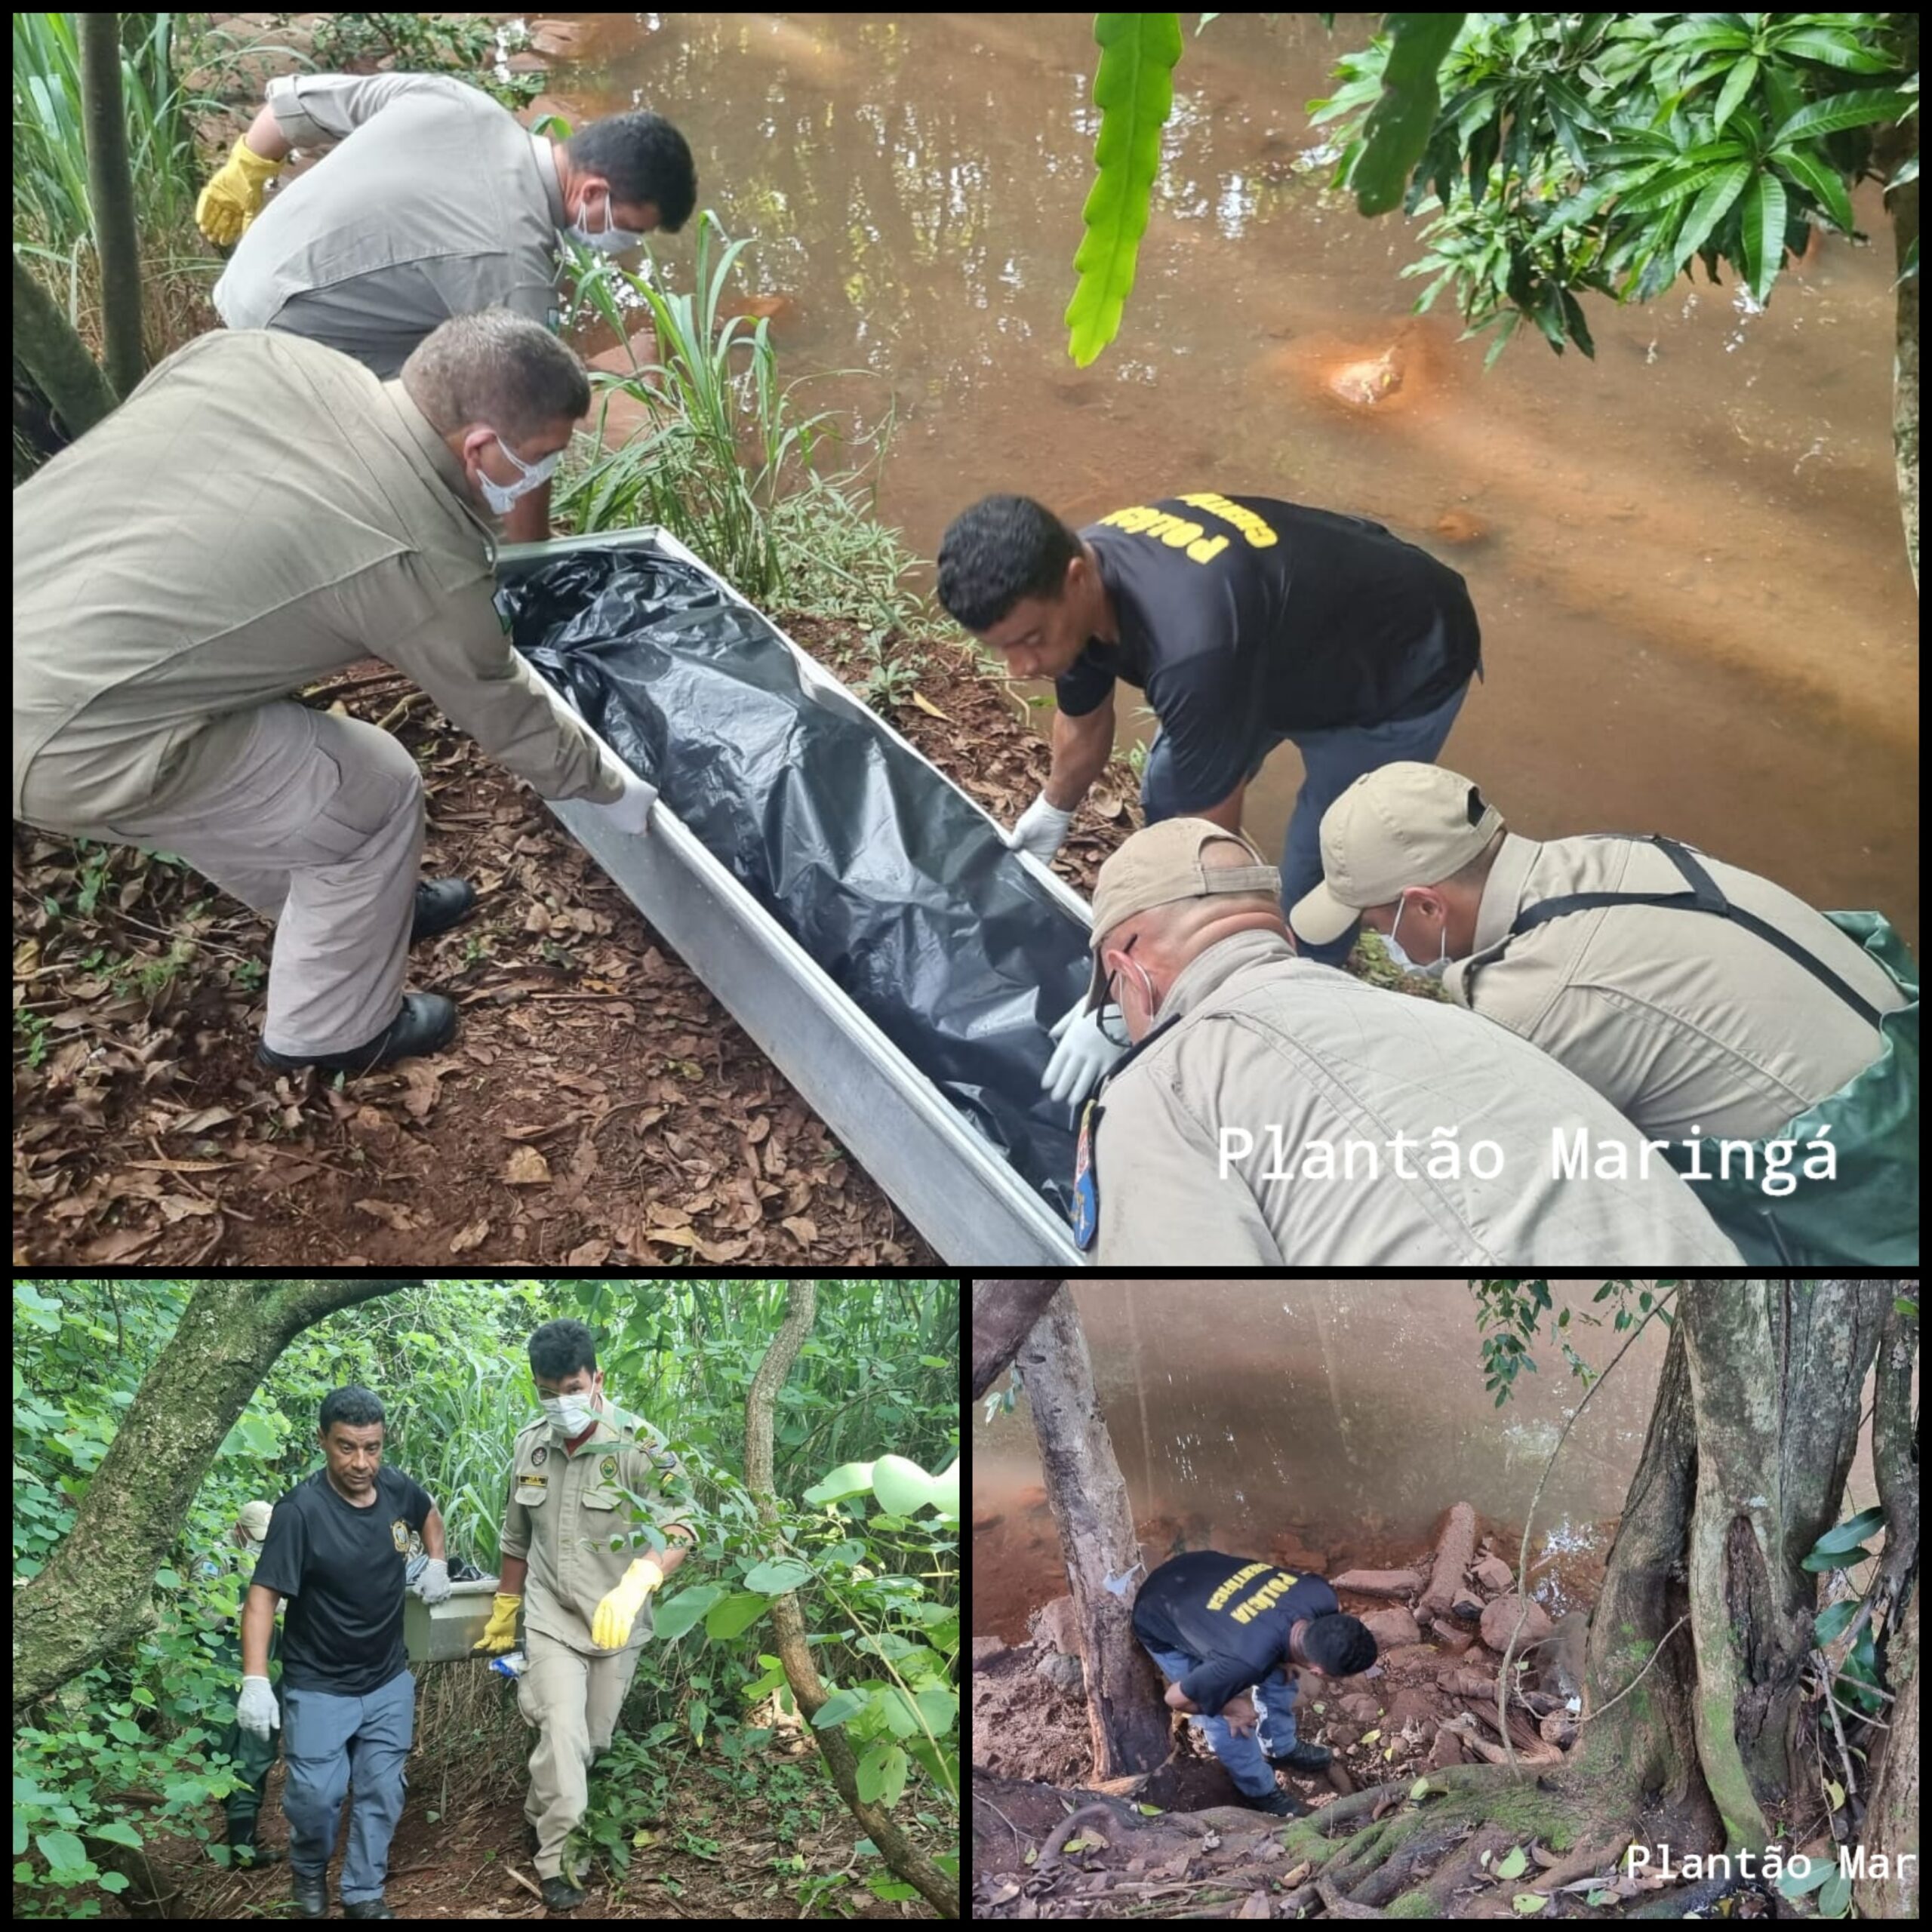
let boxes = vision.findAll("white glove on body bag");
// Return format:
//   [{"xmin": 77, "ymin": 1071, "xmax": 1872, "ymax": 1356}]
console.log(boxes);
[
  {"xmin": 595, "ymin": 767, "xmax": 658, "ymax": 836},
  {"xmin": 1041, "ymin": 1000, "xmax": 1128, "ymax": 1108}
]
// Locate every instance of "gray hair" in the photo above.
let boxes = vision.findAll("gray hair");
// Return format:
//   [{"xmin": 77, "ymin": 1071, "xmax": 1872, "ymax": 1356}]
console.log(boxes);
[{"xmin": 401, "ymin": 308, "xmax": 591, "ymax": 442}]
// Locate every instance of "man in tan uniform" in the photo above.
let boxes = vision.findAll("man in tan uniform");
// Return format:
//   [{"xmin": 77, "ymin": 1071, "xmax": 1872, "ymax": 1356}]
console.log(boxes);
[
  {"xmin": 473, "ymin": 1318, "xmax": 696, "ymax": 1913},
  {"xmin": 1072, "ymin": 818, "xmax": 1743, "ymax": 1263},
  {"xmin": 198, "ymin": 74, "xmax": 696, "ymax": 540},
  {"xmin": 14, "ymin": 310, "xmax": 657, "ymax": 1074},
  {"xmin": 1287, "ymin": 764, "xmax": 1915, "ymax": 1261}
]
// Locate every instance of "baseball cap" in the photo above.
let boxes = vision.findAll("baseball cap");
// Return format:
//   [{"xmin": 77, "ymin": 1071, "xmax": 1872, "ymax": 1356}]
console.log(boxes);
[
  {"xmin": 1084, "ymin": 818, "xmax": 1281, "ymax": 1009},
  {"xmin": 1287, "ymin": 763, "xmax": 1504, "ymax": 947}
]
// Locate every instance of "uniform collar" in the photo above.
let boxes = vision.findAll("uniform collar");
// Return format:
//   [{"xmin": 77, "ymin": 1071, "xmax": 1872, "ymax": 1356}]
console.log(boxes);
[
  {"xmin": 377, "ymin": 377, "xmax": 497, "ymax": 544},
  {"xmin": 531, "ymin": 132, "xmax": 571, "ymax": 229},
  {"xmin": 1446, "ymin": 832, "xmax": 1540, "ymax": 1004},
  {"xmin": 1150, "ymin": 928, "xmax": 1299, "ymax": 1026}
]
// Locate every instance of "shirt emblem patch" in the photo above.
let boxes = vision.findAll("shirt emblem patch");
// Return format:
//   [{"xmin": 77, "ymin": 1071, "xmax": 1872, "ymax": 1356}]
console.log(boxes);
[
  {"xmin": 598, "ymin": 1455, "xmax": 617, "ymax": 1481},
  {"xmin": 530, "ymin": 1444, "xmax": 547, "ymax": 1466},
  {"xmin": 1072, "ymin": 1097, "xmax": 1102, "ymax": 1250},
  {"xmin": 390, "ymin": 1519, "xmax": 410, "ymax": 1552}
]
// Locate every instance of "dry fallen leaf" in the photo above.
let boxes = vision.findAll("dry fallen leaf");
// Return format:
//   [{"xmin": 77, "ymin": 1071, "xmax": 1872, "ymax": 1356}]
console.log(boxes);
[
  {"xmin": 1238, "ymin": 1891, "xmax": 1271, "ymax": 1919},
  {"xmin": 448, "ymin": 1216, "xmax": 491, "ymax": 1254},
  {"xmin": 780, "ymin": 1214, "xmax": 818, "ymax": 1247},
  {"xmin": 355, "ymin": 1198, "xmax": 417, "ymax": 1231},
  {"xmin": 503, "ymin": 1146, "xmax": 551, "ymax": 1186},
  {"xmin": 566, "ymin": 1239, "xmax": 612, "ymax": 1266},
  {"xmin": 909, "ymin": 689, "xmax": 952, "ymax": 721}
]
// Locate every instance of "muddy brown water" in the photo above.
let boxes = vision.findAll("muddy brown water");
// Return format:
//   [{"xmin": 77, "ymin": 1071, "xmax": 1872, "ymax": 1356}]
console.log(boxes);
[
  {"xmin": 969, "ymin": 1282, "xmax": 1892, "ymax": 1646},
  {"xmin": 553, "ymin": 11, "xmax": 1916, "ymax": 949}
]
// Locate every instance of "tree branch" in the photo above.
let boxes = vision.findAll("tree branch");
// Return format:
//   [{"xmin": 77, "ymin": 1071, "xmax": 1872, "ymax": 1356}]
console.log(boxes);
[{"xmin": 971, "ymin": 1278, "xmax": 1064, "ymax": 1401}]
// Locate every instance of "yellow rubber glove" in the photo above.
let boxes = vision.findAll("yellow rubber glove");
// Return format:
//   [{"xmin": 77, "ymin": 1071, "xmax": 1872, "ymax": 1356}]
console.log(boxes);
[
  {"xmin": 591, "ymin": 1558, "xmax": 664, "ymax": 1651},
  {"xmin": 195, "ymin": 135, "xmax": 284, "ymax": 245},
  {"xmin": 472, "ymin": 1591, "xmax": 523, "ymax": 1654}
]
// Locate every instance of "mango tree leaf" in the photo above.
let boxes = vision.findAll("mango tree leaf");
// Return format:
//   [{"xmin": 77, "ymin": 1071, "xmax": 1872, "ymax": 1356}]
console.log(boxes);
[
  {"xmin": 1711, "ymin": 54, "xmax": 1758, "ymax": 136},
  {"xmin": 811, "ymin": 1687, "xmax": 869, "ymax": 1730},
  {"xmin": 1813, "ymin": 1600, "xmax": 1860, "ymax": 1644},
  {"xmin": 1819, "ymin": 1869, "xmax": 1853, "ymax": 1918},
  {"xmin": 1778, "ymin": 1857, "xmax": 1835, "ymax": 1898},
  {"xmin": 1808, "ymin": 1509, "xmax": 1884, "ymax": 1559},
  {"xmin": 1066, "ymin": 11, "xmax": 1184, "ymax": 366},
  {"xmin": 1672, "ymin": 162, "xmax": 1752, "ymax": 269},
  {"xmin": 1770, "ymin": 145, "xmax": 1857, "ymax": 234},
  {"xmin": 1352, "ymin": 12, "xmax": 1466, "ymax": 217},
  {"xmin": 1772, "ymin": 88, "xmax": 1913, "ymax": 146},
  {"xmin": 1739, "ymin": 171, "xmax": 1788, "ymax": 303},
  {"xmin": 1802, "ymin": 1545, "xmax": 1874, "ymax": 1573}
]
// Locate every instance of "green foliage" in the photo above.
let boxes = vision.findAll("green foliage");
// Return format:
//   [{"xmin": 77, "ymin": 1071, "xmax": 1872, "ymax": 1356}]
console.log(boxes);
[
  {"xmin": 555, "ymin": 213, "xmax": 844, "ymax": 601},
  {"xmin": 1472, "ymin": 1279, "xmax": 1677, "ymax": 1406},
  {"xmin": 308, "ymin": 14, "xmax": 540, "ymax": 112},
  {"xmin": 15, "ymin": 1279, "xmax": 958, "ymax": 1908},
  {"xmin": 1349, "ymin": 13, "xmax": 1468, "ymax": 216},
  {"xmin": 1066, "ymin": 12, "xmax": 1184, "ymax": 366},
  {"xmin": 1310, "ymin": 12, "xmax": 1916, "ymax": 361}
]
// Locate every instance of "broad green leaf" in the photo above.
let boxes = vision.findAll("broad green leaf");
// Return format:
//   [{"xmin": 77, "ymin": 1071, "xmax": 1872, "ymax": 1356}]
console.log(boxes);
[
  {"xmin": 1712, "ymin": 54, "xmax": 1758, "ymax": 136},
  {"xmin": 913, "ymin": 1686, "xmax": 958, "ymax": 1735},
  {"xmin": 1137, "ymin": 1802, "xmax": 1163, "ymax": 1815},
  {"xmin": 1066, "ymin": 12, "xmax": 1184, "ymax": 365},
  {"xmin": 1497, "ymin": 1844, "xmax": 1529, "ymax": 1880},
  {"xmin": 881, "ymin": 1687, "xmax": 922, "ymax": 1737},
  {"xmin": 703, "ymin": 1592, "xmax": 769, "ymax": 1641},
  {"xmin": 871, "ymin": 1454, "xmax": 940, "ymax": 1517},
  {"xmin": 1586, "ymin": 1890, "xmax": 1617, "ymax": 1906},
  {"xmin": 811, "ymin": 1687, "xmax": 869, "ymax": 1730},
  {"xmin": 1802, "ymin": 1544, "xmax": 1874, "ymax": 1573},
  {"xmin": 1774, "ymin": 32, "xmax": 1896, "ymax": 76},
  {"xmin": 802, "ymin": 1460, "xmax": 875, "ymax": 1505},
  {"xmin": 99, "ymin": 1872, "xmax": 131, "ymax": 1894},
  {"xmin": 1360, "ymin": 1728, "xmax": 1381, "ymax": 1745},
  {"xmin": 1813, "ymin": 1600, "xmax": 1859, "ymax": 1644},
  {"xmin": 35, "ymin": 1829, "xmax": 87, "ymax": 1871},
  {"xmin": 1826, "ymin": 1777, "xmax": 1845, "ymax": 1810},
  {"xmin": 1819, "ymin": 1869, "xmax": 1853, "ymax": 1918},
  {"xmin": 1617, "ymin": 154, "xmax": 1748, "ymax": 217},
  {"xmin": 91, "ymin": 1819, "xmax": 143, "ymax": 1848},
  {"xmin": 856, "ymin": 1737, "xmax": 891, "ymax": 1803},
  {"xmin": 651, "ymin": 1583, "xmax": 724, "ymax": 1641},
  {"xmin": 1739, "ymin": 171, "xmax": 1788, "ymax": 303},
  {"xmin": 1409, "ymin": 1777, "xmax": 1430, "ymax": 1799},
  {"xmin": 1778, "ymin": 1857, "xmax": 1835, "ymax": 1898},
  {"xmin": 1772, "ymin": 88, "xmax": 1913, "ymax": 147},
  {"xmin": 1809, "ymin": 1508, "xmax": 1884, "ymax": 1558},
  {"xmin": 1353, "ymin": 13, "xmax": 1466, "ymax": 218},
  {"xmin": 1770, "ymin": 146, "xmax": 1857, "ymax": 235},
  {"xmin": 1513, "ymin": 1894, "xmax": 1549, "ymax": 1915},
  {"xmin": 743, "ymin": 1558, "xmax": 814, "ymax": 1594},
  {"xmin": 876, "ymin": 1743, "xmax": 909, "ymax": 1807}
]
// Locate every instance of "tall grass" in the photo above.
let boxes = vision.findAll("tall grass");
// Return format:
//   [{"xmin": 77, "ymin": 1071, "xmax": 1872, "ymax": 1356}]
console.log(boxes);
[{"xmin": 557, "ymin": 213, "xmax": 862, "ymax": 603}]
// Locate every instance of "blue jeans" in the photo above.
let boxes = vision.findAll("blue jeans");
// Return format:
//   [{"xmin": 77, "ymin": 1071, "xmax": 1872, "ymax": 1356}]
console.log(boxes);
[
  {"xmin": 1140, "ymin": 1640, "xmax": 1298, "ymax": 1798},
  {"xmin": 281, "ymin": 1668, "xmax": 415, "ymax": 1903},
  {"xmin": 1140, "ymin": 668, "xmax": 1478, "ymax": 966}
]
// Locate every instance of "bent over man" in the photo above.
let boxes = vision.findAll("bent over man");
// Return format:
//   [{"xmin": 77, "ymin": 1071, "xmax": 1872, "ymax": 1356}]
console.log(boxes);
[
  {"xmin": 473, "ymin": 1319, "xmax": 697, "ymax": 1912},
  {"xmin": 1133, "ymin": 1549, "xmax": 1379, "ymax": 1817}
]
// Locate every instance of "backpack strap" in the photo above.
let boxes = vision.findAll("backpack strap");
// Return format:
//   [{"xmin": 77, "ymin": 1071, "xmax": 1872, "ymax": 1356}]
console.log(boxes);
[{"xmin": 1468, "ymin": 835, "xmax": 1884, "ymax": 1029}]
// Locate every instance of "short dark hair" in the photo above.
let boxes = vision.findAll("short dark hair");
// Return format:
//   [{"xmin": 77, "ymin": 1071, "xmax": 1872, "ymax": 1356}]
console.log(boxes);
[
  {"xmin": 401, "ymin": 307, "xmax": 590, "ymax": 441},
  {"xmin": 564, "ymin": 111, "xmax": 697, "ymax": 232},
  {"xmin": 1303, "ymin": 1613, "xmax": 1378, "ymax": 1677},
  {"xmin": 936, "ymin": 494, "xmax": 1081, "ymax": 632},
  {"xmin": 528, "ymin": 1318, "xmax": 599, "ymax": 1385},
  {"xmin": 319, "ymin": 1386, "xmax": 385, "ymax": 1435}
]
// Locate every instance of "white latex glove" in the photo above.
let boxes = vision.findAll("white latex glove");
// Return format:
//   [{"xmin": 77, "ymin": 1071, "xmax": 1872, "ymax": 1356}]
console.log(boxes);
[
  {"xmin": 1041, "ymin": 1001, "xmax": 1128, "ymax": 1108},
  {"xmin": 414, "ymin": 1557, "xmax": 451, "ymax": 1605},
  {"xmin": 1008, "ymin": 791, "xmax": 1075, "ymax": 862},
  {"xmin": 236, "ymin": 1675, "xmax": 280, "ymax": 1741},
  {"xmin": 593, "ymin": 767, "xmax": 657, "ymax": 836}
]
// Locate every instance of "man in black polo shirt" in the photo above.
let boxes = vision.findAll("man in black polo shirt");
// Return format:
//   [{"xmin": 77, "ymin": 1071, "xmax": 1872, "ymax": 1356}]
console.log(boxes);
[
  {"xmin": 235, "ymin": 1386, "xmax": 451, "ymax": 1920},
  {"xmin": 937, "ymin": 491, "xmax": 1481, "ymax": 1106},
  {"xmin": 1131, "ymin": 1549, "xmax": 1379, "ymax": 1817}
]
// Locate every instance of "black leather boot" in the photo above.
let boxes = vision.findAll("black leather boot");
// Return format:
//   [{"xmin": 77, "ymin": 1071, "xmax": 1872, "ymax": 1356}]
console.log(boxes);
[{"xmin": 257, "ymin": 991, "xmax": 457, "ymax": 1075}]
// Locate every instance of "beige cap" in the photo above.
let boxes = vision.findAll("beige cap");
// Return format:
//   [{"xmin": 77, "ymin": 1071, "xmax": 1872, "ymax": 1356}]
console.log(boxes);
[
  {"xmin": 1288, "ymin": 762, "xmax": 1504, "ymax": 947},
  {"xmin": 236, "ymin": 1500, "xmax": 274, "ymax": 1543},
  {"xmin": 1084, "ymin": 818, "xmax": 1281, "ymax": 1008}
]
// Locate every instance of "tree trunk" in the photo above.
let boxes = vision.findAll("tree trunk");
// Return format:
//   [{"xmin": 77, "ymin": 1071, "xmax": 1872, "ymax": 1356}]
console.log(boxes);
[
  {"xmin": 971, "ymin": 1278, "xmax": 1064, "ymax": 1401},
  {"xmin": 12, "ymin": 254, "xmax": 118, "ymax": 446},
  {"xmin": 742, "ymin": 1281, "xmax": 958, "ymax": 1920},
  {"xmin": 78, "ymin": 11, "xmax": 145, "ymax": 400},
  {"xmin": 1017, "ymin": 1286, "xmax": 1171, "ymax": 1779},
  {"xmin": 13, "ymin": 1281, "xmax": 420, "ymax": 1709},
  {"xmin": 1857, "ymin": 1574, "xmax": 1919, "ymax": 1917}
]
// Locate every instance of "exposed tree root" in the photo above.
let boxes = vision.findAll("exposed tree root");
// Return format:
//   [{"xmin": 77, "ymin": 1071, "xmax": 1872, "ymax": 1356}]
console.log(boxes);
[{"xmin": 1037, "ymin": 1803, "xmax": 1143, "ymax": 1873}]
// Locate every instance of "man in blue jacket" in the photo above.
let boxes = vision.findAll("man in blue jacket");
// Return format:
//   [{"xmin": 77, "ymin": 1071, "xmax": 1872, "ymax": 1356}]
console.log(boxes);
[{"xmin": 1133, "ymin": 1550, "xmax": 1379, "ymax": 1817}]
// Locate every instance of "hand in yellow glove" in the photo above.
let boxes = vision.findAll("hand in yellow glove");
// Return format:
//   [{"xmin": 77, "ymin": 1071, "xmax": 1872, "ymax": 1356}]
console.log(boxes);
[
  {"xmin": 472, "ymin": 1591, "xmax": 523, "ymax": 1654},
  {"xmin": 591, "ymin": 1558, "xmax": 664, "ymax": 1651},
  {"xmin": 195, "ymin": 135, "xmax": 284, "ymax": 245}
]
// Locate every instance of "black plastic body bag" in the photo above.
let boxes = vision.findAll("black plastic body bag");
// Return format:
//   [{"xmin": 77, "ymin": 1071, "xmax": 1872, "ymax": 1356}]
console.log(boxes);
[{"xmin": 500, "ymin": 546, "xmax": 1087, "ymax": 1220}]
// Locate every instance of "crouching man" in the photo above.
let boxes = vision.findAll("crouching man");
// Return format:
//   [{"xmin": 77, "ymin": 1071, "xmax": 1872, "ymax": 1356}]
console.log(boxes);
[{"xmin": 1132, "ymin": 1549, "xmax": 1378, "ymax": 1817}]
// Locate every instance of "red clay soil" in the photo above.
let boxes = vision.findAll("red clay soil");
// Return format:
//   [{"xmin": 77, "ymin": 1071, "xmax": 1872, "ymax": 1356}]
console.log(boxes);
[{"xmin": 13, "ymin": 620, "xmax": 1130, "ymax": 1268}]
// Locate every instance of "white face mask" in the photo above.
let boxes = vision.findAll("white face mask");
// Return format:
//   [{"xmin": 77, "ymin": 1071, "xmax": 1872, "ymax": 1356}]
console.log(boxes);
[
  {"xmin": 1387, "ymin": 894, "xmax": 1449, "ymax": 980},
  {"xmin": 539, "ymin": 1385, "xmax": 601, "ymax": 1437},
  {"xmin": 472, "ymin": 430, "xmax": 559, "ymax": 515},
  {"xmin": 564, "ymin": 187, "xmax": 648, "ymax": 254},
  {"xmin": 241, "ymin": 1537, "xmax": 264, "ymax": 1560}
]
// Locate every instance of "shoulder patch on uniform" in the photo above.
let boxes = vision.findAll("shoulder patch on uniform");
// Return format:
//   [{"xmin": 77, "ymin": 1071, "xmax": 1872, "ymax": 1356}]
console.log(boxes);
[
  {"xmin": 598, "ymin": 1454, "xmax": 617, "ymax": 1481},
  {"xmin": 529, "ymin": 1444, "xmax": 547, "ymax": 1466}
]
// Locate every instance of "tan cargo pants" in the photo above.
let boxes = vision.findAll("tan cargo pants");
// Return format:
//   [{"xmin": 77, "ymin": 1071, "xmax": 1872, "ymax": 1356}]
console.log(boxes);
[
  {"xmin": 517, "ymin": 1628, "xmax": 643, "ymax": 1881},
  {"xmin": 98, "ymin": 700, "xmax": 425, "ymax": 1055}
]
